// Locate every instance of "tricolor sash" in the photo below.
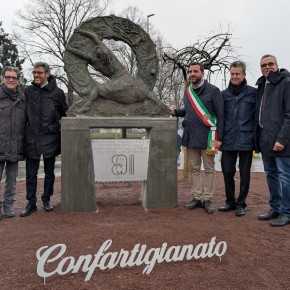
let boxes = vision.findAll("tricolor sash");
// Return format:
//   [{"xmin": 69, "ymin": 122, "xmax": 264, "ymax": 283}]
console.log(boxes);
[{"xmin": 186, "ymin": 83, "xmax": 218, "ymax": 155}]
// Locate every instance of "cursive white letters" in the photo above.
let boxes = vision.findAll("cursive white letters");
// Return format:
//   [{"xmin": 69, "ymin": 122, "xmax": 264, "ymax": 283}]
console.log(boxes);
[{"xmin": 36, "ymin": 237, "xmax": 227, "ymax": 283}]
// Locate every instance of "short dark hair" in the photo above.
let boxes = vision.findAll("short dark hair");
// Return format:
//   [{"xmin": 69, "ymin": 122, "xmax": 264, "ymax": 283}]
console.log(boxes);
[
  {"xmin": 230, "ymin": 61, "xmax": 246, "ymax": 74},
  {"xmin": 2, "ymin": 66, "xmax": 20, "ymax": 79},
  {"xmin": 188, "ymin": 62, "xmax": 204, "ymax": 73},
  {"xmin": 33, "ymin": 62, "xmax": 51, "ymax": 73}
]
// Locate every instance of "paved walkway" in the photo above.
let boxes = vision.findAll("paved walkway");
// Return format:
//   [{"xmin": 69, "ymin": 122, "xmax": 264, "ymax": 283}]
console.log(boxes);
[
  {"xmin": 1, "ymin": 152, "xmax": 263, "ymax": 183},
  {"xmin": 17, "ymin": 157, "xmax": 61, "ymax": 181},
  {"xmin": 178, "ymin": 149, "xmax": 263, "ymax": 172}
]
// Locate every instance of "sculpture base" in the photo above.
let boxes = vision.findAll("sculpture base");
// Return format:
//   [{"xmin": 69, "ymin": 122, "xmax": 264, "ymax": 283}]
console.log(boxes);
[
  {"xmin": 67, "ymin": 97, "xmax": 170, "ymax": 117},
  {"xmin": 61, "ymin": 117, "xmax": 178, "ymax": 212}
]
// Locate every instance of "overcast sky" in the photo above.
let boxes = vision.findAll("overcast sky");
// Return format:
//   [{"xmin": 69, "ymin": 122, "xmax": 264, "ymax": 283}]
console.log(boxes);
[{"xmin": 1, "ymin": 0, "xmax": 290, "ymax": 88}]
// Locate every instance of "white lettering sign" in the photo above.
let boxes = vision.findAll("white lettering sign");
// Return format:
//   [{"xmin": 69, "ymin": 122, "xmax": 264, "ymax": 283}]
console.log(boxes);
[
  {"xmin": 92, "ymin": 139, "xmax": 150, "ymax": 182},
  {"xmin": 36, "ymin": 237, "xmax": 227, "ymax": 284}
]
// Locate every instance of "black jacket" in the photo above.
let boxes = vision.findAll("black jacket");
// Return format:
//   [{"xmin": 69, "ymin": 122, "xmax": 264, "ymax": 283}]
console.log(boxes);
[
  {"xmin": 255, "ymin": 69, "xmax": 290, "ymax": 156},
  {"xmin": 174, "ymin": 80, "xmax": 224, "ymax": 148},
  {"xmin": 0, "ymin": 85, "xmax": 25, "ymax": 162},
  {"xmin": 24, "ymin": 76, "xmax": 68, "ymax": 159},
  {"xmin": 221, "ymin": 83, "xmax": 256, "ymax": 151}
]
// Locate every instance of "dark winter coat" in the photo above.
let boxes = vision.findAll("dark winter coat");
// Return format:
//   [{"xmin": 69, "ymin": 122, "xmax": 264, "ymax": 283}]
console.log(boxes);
[
  {"xmin": 254, "ymin": 69, "xmax": 290, "ymax": 156},
  {"xmin": 221, "ymin": 83, "xmax": 256, "ymax": 151},
  {"xmin": 174, "ymin": 80, "xmax": 224, "ymax": 148},
  {"xmin": 24, "ymin": 76, "xmax": 68, "ymax": 159},
  {"xmin": 0, "ymin": 85, "xmax": 25, "ymax": 162}
]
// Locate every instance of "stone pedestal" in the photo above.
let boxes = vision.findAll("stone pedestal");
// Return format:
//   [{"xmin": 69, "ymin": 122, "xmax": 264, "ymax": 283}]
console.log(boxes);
[{"xmin": 61, "ymin": 117, "xmax": 178, "ymax": 211}]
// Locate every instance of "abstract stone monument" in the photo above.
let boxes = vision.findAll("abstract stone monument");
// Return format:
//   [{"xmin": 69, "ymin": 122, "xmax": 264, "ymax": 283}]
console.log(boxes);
[
  {"xmin": 64, "ymin": 15, "xmax": 169, "ymax": 116},
  {"xmin": 61, "ymin": 15, "xmax": 177, "ymax": 212}
]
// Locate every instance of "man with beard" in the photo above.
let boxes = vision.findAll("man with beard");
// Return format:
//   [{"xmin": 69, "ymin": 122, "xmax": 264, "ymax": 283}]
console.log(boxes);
[
  {"xmin": 0, "ymin": 66, "xmax": 25, "ymax": 218},
  {"xmin": 218, "ymin": 61, "xmax": 256, "ymax": 217},
  {"xmin": 169, "ymin": 62, "xmax": 224, "ymax": 214}
]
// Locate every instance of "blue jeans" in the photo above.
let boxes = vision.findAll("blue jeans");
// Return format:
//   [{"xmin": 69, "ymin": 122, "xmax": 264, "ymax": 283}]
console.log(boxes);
[{"xmin": 262, "ymin": 154, "xmax": 290, "ymax": 215}]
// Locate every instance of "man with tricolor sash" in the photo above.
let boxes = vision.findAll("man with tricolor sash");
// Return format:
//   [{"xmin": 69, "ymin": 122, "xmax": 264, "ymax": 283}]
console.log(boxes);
[{"xmin": 170, "ymin": 62, "xmax": 224, "ymax": 214}]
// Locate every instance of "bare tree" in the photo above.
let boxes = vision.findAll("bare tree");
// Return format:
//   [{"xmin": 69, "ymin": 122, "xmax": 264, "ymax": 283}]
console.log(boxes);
[
  {"xmin": 163, "ymin": 32, "xmax": 238, "ymax": 90},
  {"xmin": 152, "ymin": 36, "xmax": 184, "ymax": 107},
  {"xmin": 110, "ymin": 6, "xmax": 185, "ymax": 107},
  {"xmin": 14, "ymin": 0, "xmax": 112, "ymax": 106},
  {"xmin": 108, "ymin": 6, "xmax": 148, "ymax": 76}
]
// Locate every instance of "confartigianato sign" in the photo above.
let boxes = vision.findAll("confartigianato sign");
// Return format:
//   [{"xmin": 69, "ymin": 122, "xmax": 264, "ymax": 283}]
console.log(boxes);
[{"xmin": 36, "ymin": 237, "xmax": 227, "ymax": 284}]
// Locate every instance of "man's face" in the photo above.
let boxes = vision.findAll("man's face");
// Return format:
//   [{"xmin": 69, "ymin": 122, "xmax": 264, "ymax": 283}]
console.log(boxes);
[
  {"xmin": 230, "ymin": 67, "xmax": 245, "ymax": 86},
  {"xmin": 260, "ymin": 56, "xmax": 278, "ymax": 78},
  {"xmin": 2, "ymin": 71, "xmax": 19, "ymax": 90},
  {"xmin": 188, "ymin": 65, "xmax": 204, "ymax": 86},
  {"xmin": 32, "ymin": 66, "xmax": 50, "ymax": 86}
]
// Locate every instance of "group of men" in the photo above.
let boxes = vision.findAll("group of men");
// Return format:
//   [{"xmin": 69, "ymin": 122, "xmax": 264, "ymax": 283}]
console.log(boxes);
[
  {"xmin": 170, "ymin": 54, "xmax": 290, "ymax": 227},
  {"xmin": 0, "ymin": 62, "xmax": 67, "ymax": 219},
  {"xmin": 1, "ymin": 55, "xmax": 290, "ymax": 228}
]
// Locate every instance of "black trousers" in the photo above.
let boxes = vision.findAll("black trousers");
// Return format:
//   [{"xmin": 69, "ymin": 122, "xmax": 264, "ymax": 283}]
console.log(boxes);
[
  {"xmin": 26, "ymin": 157, "xmax": 56, "ymax": 205},
  {"xmin": 221, "ymin": 150, "xmax": 253, "ymax": 207}
]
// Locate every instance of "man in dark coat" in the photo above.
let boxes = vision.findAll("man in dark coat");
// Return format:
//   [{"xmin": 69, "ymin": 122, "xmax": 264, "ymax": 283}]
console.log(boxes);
[
  {"xmin": 169, "ymin": 62, "xmax": 224, "ymax": 214},
  {"xmin": 0, "ymin": 66, "xmax": 25, "ymax": 218},
  {"xmin": 255, "ymin": 54, "xmax": 290, "ymax": 227},
  {"xmin": 20, "ymin": 62, "xmax": 67, "ymax": 217},
  {"xmin": 218, "ymin": 61, "xmax": 256, "ymax": 217}
]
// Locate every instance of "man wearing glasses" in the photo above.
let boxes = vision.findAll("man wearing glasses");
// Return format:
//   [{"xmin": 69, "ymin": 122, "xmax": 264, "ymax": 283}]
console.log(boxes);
[
  {"xmin": 0, "ymin": 66, "xmax": 25, "ymax": 218},
  {"xmin": 20, "ymin": 62, "xmax": 67, "ymax": 217},
  {"xmin": 255, "ymin": 54, "xmax": 290, "ymax": 227}
]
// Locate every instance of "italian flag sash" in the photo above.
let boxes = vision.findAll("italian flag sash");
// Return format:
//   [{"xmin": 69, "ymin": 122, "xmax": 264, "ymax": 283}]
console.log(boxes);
[{"xmin": 186, "ymin": 83, "xmax": 218, "ymax": 155}]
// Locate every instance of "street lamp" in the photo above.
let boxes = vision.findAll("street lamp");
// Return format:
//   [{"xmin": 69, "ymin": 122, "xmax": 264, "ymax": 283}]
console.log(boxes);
[{"xmin": 146, "ymin": 14, "xmax": 155, "ymax": 34}]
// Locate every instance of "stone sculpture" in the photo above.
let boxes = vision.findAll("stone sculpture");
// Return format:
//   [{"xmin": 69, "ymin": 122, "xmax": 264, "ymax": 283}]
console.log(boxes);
[{"xmin": 64, "ymin": 15, "xmax": 169, "ymax": 116}]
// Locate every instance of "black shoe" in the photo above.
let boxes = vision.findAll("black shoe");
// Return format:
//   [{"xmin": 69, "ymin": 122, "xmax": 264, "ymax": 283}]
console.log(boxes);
[
  {"xmin": 4, "ymin": 205, "xmax": 16, "ymax": 218},
  {"xmin": 43, "ymin": 201, "xmax": 54, "ymax": 212},
  {"xmin": 258, "ymin": 209, "xmax": 280, "ymax": 220},
  {"xmin": 204, "ymin": 200, "xmax": 214, "ymax": 214},
  {"xmin": 270, "ymin": 214, "xmax": 290, "ymax": 227},
  {"xmin": 218, "ymin": 204, "xmax": 236, "ymax": 212},
  {"xmin": 185, "ymin": 198, "xmax": 202, "ymax": 210},
  {"xmin": 20, "ymin": 204, "xmax": 37, "ymax": 217},
  {"xmin": 235, "ymin": 206, "xmax": 245, "ymax": 217}
]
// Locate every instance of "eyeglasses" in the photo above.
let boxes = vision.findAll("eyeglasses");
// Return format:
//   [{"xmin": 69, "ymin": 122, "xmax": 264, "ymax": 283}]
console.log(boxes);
[
  {"xmin": 260, "ymin": 62, "xmax": 276, "ymax": 68},
  {"xmin": 4, "ymin": 76, "xmax": 18, "ymax": 81},
  {"xmin": 32, "ymin": 71, "xmax": 46, "ymax": 75}
]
